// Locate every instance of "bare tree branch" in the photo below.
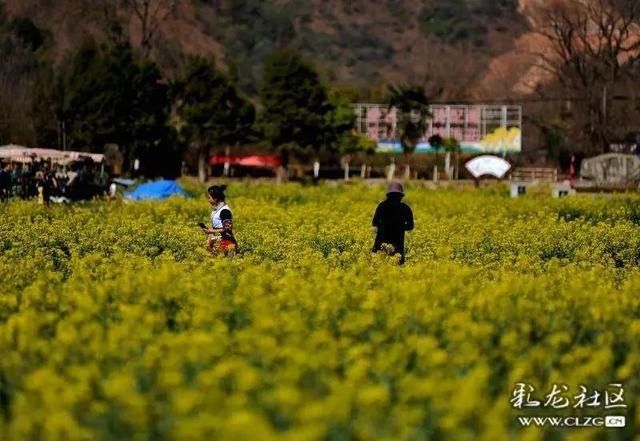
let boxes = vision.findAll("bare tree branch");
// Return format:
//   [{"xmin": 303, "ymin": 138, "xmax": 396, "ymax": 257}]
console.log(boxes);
[
  {"xmin": 530, "ymin": 0, "xmax": 640, "ymax": 153},
  {"xmin": 122, "ymin": 0, "xmax": 177, "ymax": 57}
]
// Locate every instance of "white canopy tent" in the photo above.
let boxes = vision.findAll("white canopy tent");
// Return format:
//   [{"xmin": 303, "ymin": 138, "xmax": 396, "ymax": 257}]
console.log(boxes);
[{"xmin": 0, "ymin": 145, "xmax": 105, "ymax": 164}]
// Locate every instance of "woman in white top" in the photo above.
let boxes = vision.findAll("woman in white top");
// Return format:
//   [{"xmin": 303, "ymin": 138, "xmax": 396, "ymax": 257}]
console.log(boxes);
[{"xmin": 201, "ymin": 184, "xmax": 239, "ymax": 255}]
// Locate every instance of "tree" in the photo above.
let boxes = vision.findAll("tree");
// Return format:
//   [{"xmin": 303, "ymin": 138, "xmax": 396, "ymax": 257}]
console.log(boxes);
[
  {"xmin": 388, "ymin": 84, "xmax": 431, "ymax": 178},
  {"xmin": 0, "ymin": 11, "xmax": 51, "ymax": 144},
  {"xmin": 532, "ymin": 0, "xmax": 640, "ymax": 154},
  {"xmin": 213, "ymin": 1, "xmax": 301, "ymax": 94},
  {"xmin": 259, "ymin": 49, "xmax": 335, "ymax": 164},
  {"xmin": 61, "ymin": 42, "xmax": 171, "ymax": 173},
  {"xmin": 128, "ymin": 60, "xmax": 176, "ymax": 177},
  {"xmin": 334, "ymin": 133, "xmax": 377, "ymax": 180},
  {"xmin": 325, "ymin": 94, "xmax": 373, "ymax": 180},
  {"xmin": 94, "ymin": 0, "xmax": 129, "ymax": 47},
  {"xmin": 0, "ymin": 33, "xmax": 37, "ymax": 144},
  {"xmin": 324, "ymin": 89, "xmax": 362, "ymax": 160},
  {"xmin": 172, "ymin": 56, "xmax": 255, "ymax": 182},
  {"xmin": 122, "ymin": 0, "xmax": 177, "ymax": 58},
  {"xmin": 428, "ymin": 134, "xmax": 443, "ymax": 181},
  {"xmin": 443, "ymin": 136, "xmax": 461, "ymax": 179},
  {"xmin": 419, "ymin": 0, "xmax": 476, "ymax": 44},
  {"xmin": 7, "ymin": 17, "xmax": 49, "ymax": 51},
  {"xmin": 30, "ymin": 63, "xmax": 63, "ymax": 148}
]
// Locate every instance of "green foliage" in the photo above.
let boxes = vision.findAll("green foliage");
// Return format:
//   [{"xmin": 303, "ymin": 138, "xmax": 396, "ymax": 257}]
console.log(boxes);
[
  {"xmin": 538, "ymin": 122, "xmax": 572, "ymax": 166},
  {"xmin": 443, "ymin": 137, "xmax": 461, "ymax": 153},
  {"xmin": 419, "ymin": 0, "xmax": 477, "ymax": 44},
  {"xmin": 419, "ymin": 0, "xmax": 519, "ymax": 46},
  {"xmin": 337, "ymin": 134, "xmax": 377, "ymax": 156},
  {"xmin": 61, "ymin": 42, "xmax": 170, "ymax": 164},
  {"xmin": 336, "ymin": 27, "xmax": 394, "ymax": 62},
  {"xmin": 324, "ymin": 90, "xmax": 362, "ymax": 157},
  {"xmin": 6, "ymin": 17, "xmax": 49, "ymax": 51},
  {"xmin": 428, "ymin": 134, "xmax": 443, "ymax": 150},
  {"xmin": 0, "ymin": 14, "xmax": 48, "ymax": 144},
  {"xmin": 388, "ymin": 84, "xmax": 431, "ymax": 155},
  {"xmin": 172, "ymin": 56, "xmax": 255, "ymax": 147},
  {"xmin": 259, "ymin": 49, "xmax": 336, "ymax": 156},
  {"xmin": 172, "ymin": 56, "xmax": 255, "ymax": 180},
  {"xmin": 201, "ymin": 0, "xmax": 404, "ymax": 93},
  {"xmin": 209, "ymin": 0, "xmax": 306, "ymax": 94},
  {"xmin": 325, "ymin": 88, "xmax": 375, "ymax": 157},
  {"xmin": 29, "ymin": 64, "xmax": 61, "ymax": 147}
]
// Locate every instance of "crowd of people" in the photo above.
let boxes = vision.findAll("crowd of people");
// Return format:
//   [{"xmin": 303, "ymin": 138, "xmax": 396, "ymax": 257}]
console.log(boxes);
[{"xmin": 0, "ymin": 159, "xmax": 106, "ymax": 203}]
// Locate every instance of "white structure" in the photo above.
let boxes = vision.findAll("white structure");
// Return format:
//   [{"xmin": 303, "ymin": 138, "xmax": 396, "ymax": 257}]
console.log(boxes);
[{"xmin": 465, "ymin": 155, "xmax": 512, "ymax": 179}]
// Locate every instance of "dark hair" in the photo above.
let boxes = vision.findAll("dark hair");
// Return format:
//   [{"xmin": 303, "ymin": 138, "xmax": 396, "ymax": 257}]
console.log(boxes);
[{"xmin": 207, "ymin": 184, "xmax": 227, "ymax": 201}]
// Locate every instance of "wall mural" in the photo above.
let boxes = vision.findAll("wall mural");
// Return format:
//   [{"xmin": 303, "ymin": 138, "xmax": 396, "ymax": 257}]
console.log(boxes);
[{"xmin": 353, "ymin": 104, "xmax": 522, "ymax": 153}]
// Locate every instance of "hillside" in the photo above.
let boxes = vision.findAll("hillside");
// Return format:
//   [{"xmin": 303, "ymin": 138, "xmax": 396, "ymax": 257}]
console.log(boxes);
[{"xmin": 1, "ymin": 0, "xmax": 537, "ymax": 100}]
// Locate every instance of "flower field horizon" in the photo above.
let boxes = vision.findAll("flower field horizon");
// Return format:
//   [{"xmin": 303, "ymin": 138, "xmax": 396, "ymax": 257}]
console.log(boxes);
[{"xmin": 1, "ymin": 181, "xmax": 639, "ymax": 440}]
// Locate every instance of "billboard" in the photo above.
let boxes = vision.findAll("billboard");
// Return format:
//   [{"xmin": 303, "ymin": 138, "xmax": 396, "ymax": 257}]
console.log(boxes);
[{"xmin": 352, "ymin": 104, "xmax": 522, "ymax": 154}]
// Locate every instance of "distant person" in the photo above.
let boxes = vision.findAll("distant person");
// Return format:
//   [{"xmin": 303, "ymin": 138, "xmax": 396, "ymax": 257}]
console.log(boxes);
[
  {"xmin": 0, "ymin": 162, "xmax": 11, "ymax": 201},
  {"xmin": 44, "ymin": 167, "xmax": 58, "ymax": 199},
  {"xmin": 372, "ymin": 182, "xmax": 414, "ymax": 264},
  {"xmin": 35, "ymin": 167, "xmax": 57, "ymax": 205},
  {"xmin": 200, "ymin": 184, "xmax": 239, "ymax": 256},
  {"xmin": 109, "ymin": 182, "xmax": 117, "ymax": 199},
  {"xmin": 20, "ymin": 164, "xmax": 33, "ymax": 199},
  {"xmin": 35, "ymin": 170, "xmax": 46, "ymax": 205}
]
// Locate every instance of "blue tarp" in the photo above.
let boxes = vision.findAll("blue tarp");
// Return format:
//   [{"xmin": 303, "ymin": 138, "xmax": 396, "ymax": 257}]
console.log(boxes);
[{"xmin": 125, "ymin": 180, "xmax": 188, "ymax": 201}]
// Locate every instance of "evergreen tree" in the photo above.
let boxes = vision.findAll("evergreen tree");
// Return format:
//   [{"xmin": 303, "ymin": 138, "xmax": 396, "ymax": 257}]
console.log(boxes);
[
  {"xmin": 259, "ymin": 49, "xmax": 355, "ymax": 165},
  {"xmin": 172, "ymin": 56, "xmax": 255, "ymax": 182},
  {"xmin": 60, "ymin": 42, "xmax": 171, "ymax": 174},
  {"xmin": 259, "ymin": 49, "xmax": 335, "ymax": 162}
]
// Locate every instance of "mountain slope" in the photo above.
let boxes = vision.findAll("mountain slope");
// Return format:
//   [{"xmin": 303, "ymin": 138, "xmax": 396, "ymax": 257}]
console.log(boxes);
[{"xmin": 2, "ymin": 0, "xmax": 539, "ymax": 99}]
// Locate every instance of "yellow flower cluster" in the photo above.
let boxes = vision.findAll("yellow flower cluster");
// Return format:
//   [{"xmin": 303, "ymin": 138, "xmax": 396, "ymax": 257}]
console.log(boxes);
[
  {"xmin": 1, "ymin": 181, "xmax": 639, "ymax": 440},
  {"xmin": 480, "ymin": 127, "xmax": 521, "ymax": 153}
]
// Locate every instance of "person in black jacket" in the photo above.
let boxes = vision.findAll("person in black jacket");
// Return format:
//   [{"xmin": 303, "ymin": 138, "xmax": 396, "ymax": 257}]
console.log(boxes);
[
  {"xmin": 0, "ymin": 162, "xmax": 11, "ymax": 201},
  {"xmin": 372, "ymin": 182, "xmax": 414, "ymax": 264}
]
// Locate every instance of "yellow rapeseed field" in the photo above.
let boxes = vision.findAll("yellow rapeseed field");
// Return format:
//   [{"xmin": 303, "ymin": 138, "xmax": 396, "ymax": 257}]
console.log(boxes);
[{"xmin": 1, "ymin": 181, "xmax": 639, "ymax": 440}]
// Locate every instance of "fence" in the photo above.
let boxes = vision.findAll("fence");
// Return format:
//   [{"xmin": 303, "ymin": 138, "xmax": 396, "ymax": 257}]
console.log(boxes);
[{"xmin": 510, "ymin": 167, "xmax": 558, "ymax": 182}]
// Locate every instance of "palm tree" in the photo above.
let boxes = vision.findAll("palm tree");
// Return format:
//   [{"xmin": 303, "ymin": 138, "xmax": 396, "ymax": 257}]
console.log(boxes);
[
  {"xmin": 387, "ymin": 84, "xmax": 431, "ymax": 179},
  {"xmin": 444, "ymin": 137, "xmax": 461, "ymax": 179},
  {"xmin": 428, "ymin": 134, "xmax": 443, "ymax": 181}
]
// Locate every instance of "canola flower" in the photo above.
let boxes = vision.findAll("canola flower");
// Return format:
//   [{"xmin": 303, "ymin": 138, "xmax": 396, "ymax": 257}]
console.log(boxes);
[{"xmin": 1, "ymin": 181, "xmax": 640, "ymax": 440}]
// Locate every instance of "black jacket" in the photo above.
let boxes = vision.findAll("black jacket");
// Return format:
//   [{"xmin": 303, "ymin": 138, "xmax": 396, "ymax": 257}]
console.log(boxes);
[
  {"xmin": 372, "ymin": 196, "xmax": 414, "ymax": 253},
  {"xmin": 0, "ymin": 170, "xmax": 10, "ymax": 190}
]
